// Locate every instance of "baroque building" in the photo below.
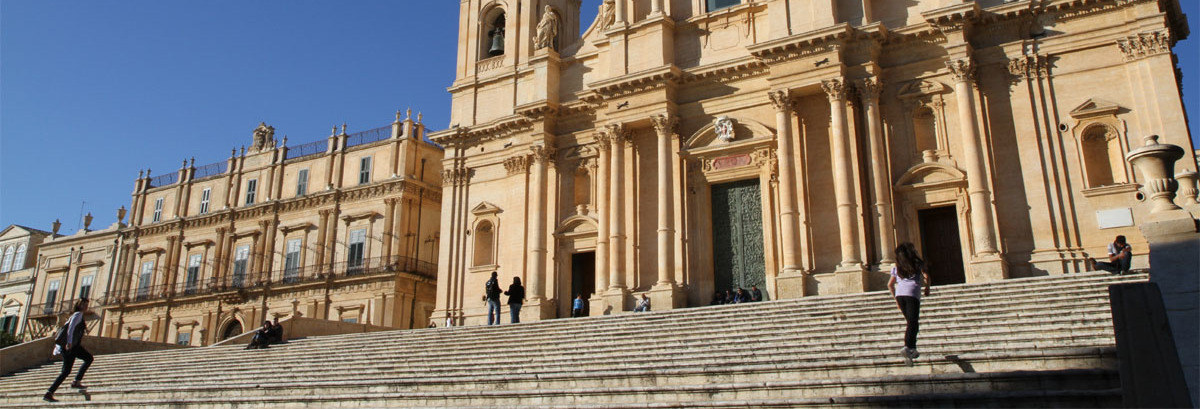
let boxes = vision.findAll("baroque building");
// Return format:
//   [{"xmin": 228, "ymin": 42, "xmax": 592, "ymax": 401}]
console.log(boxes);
[
  {"xmin": 25, "ymin": 113, "xmax": 444, "ymax": 346},
  {"xmin": 431, "ymin": 0, "xmax": 1194, "ymax": 324},
  {"xmin": 0, "ymin": 225, "xmax": 52, "ymax": 339}
]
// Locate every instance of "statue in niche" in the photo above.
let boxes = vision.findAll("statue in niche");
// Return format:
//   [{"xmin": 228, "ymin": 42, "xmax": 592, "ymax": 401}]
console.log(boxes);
[
  {"xmin": 534, "ymin": 6, "xmax": 559, "ymax": 50},
  {"xmin": 714, "ymin": 116, "xmax": 735, "ymax": 143},
  {"xmin": 251, "ymin": 122, "xmax": 276, "ymax": 151},
  {"xmin": 596, "ymin": 0, "xmax": 616, "ymax": 31}
]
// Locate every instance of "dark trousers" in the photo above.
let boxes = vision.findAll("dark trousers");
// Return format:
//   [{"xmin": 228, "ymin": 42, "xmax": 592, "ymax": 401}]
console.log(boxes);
[
  {"xmin": 571, "ymin": 308, "xmax": 583, "ymax": 317},
  {"xmin": 896, "ymin": 296, "xmax": 921, "ymax": 349},
  {"xmin": 48, "ymin": 345, "xmax": 92, "ymax": 395},
  {"xmin": 1096, "ymin": 256, "xmax": 1132, "ymax": 274},
  {"xmin": 509, "ymin": 303, "xmax": 521, "ymax": 324}
]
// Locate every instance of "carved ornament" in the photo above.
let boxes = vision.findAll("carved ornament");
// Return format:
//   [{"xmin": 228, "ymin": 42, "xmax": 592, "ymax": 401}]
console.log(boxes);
[
  {"xmin": 650, "ymin": 114, "xmax": 678, "ymax": 137},
  {"xmin": 1007, "ymin": 54, "xmax": 1052, "ymax": 80},
  {"xmin": 858, "ymin": 78, "xmax": 882, "ymax": 101},
  {"xmin": 504, "ymin": 155, "xmax": 531, "ymax": 175},
  {"xmin": 821, "ymin": 79, "xmax": 847, "ymax": 100},
  {"xmin": 945, "ymin": 59, "xmax": 976, "ymax": 83},
  {"xmin": 1116, "ymin": 31, "xmax": 1172, "ymax": 61}
]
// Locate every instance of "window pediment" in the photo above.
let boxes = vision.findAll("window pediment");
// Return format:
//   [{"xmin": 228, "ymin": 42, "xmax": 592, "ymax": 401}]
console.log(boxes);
[
  {"xmin": 471, "ymin": 202, "xmax": 503, "ymax": 216},
  {"xmin": 1070, "ymin": 98, "xmax": 1122, "ymax": 119}
]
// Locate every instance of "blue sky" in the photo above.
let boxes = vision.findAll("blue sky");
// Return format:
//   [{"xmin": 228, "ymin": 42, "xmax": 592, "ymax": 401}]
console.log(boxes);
[{"xmin": 1, "ymin": 1, "xmax": 1196, "ymax": 232}]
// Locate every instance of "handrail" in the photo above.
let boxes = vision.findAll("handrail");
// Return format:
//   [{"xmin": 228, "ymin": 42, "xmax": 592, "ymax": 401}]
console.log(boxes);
[
  {"xmin": 285, "ymin": 140, "xmax": 327, "ymax": 160},
  {"xmin": 345, "ymin": 126, "xmax": 392, "ymax": 148},
  {"xmin": 192, "ymin": 161, "xmax": 229, "ymax": 180},
  {"xmin": 146, "ymin": 172, "xmax": 179, "ymax": 188}
]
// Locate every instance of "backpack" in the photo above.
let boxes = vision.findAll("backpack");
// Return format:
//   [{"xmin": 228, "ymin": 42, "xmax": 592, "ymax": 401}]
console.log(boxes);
[{"xmin": 54, "ymin": 323, "xmax": 70, "ymax": 346}]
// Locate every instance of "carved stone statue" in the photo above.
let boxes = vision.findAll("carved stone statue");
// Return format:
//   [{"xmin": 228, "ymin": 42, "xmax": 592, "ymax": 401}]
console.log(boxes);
[
  {"xmin": 714, "ymin": 116, "xmax": 735, "ymax": 143},
  {"xmin": 252, "ymin": 122, "xmax": 276, "ymax": 151},
  {"xmin": 535, "ymin": 6, "xmax": 559, "ymax": 50},
  {"xmin": 52, "ymin": 219, "xmax": 61, "ymax": 235},
  {"xmin": 117, "ymin": 206, "xmax": 127, "ymax": 223},
  {"xmin": 596, "ymin": 0, "xmax": 616, "ymax": 31},
  {"xmin": 83, "ymin": 212, "xmax": 93, "ymax": 231}
]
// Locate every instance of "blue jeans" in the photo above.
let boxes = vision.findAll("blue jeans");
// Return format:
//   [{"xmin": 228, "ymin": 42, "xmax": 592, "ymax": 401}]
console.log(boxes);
[
  {"xmin": 486, "ymin": 299, "xmax": 501, "ymax": 325},
  {"xmin": 509, "ymin": 303, "xmax": 521, "ymax": 324}
]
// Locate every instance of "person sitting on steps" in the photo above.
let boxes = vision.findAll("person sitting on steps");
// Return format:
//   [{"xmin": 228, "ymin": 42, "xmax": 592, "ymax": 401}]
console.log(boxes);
[
  {"xmin": 246, "ymin": 321, "xmax": 273, "ymax": 350},
  {"xmin": 750, "ymin": 285, "xmax": 763, "ymax": 302},
  {"xmin": 1089, "ymin": 235, "xmax": 1133, "ymax": 275},
  {"xmin": 634, "ymin": 294, "xmax": 651, "ymax": 312}
]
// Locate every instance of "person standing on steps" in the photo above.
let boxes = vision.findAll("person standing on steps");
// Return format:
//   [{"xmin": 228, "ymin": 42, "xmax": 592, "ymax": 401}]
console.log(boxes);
[
  {"xmin": 888, "ymin": 243, "xmax": 931, "ymax": 367},
  {"xmin": 505, "ymin": 277, "xmax": 526, "ymax": 324},
  {"xmin": 485, "ymin": 271, "xmax": 503, "ymax": 325},
  {"xmin": 571, "ymin": 294, "xmax": 585, "ymax": 317},
  {"xmin": 44, "ymin": 299, "xmax": 94, "ymax": 402}
]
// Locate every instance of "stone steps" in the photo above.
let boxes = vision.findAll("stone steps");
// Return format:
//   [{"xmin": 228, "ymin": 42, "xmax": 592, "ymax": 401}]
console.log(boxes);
[{"xmin": 0, "ymin": 272, "xmax": 1140, "ymax": 407}]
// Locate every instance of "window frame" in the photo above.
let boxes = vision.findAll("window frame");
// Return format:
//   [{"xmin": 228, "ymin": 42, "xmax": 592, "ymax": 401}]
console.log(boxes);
[
  {"xmin": 79, "ymin": 275, "xmax": 94, "ymax": 300},
  {"xmin": 284, "ymin": 238, "xmax": 302, "ymax": 283},
  {"xmin": 347, "ymin": 228, "xmax": 367, "ymax": 272},
  {"xmin": 0, "ymin": 246, "xmax": 12, "ymax": 273},
  {"xmin": 245, "ymin": 179, "xmax": 258, "ymax": 205},
  {"xmin": 199, "ymin": 188, "xmax": 212, "ymax": 214},
  {"xmin": 296, "ymin": 169, "xmax": 309, "ymax": 197},
  {"xmin": 232, "ymin": 245, "xmax": 251, "ymax": 288},
  {"xmin": 185, "ymin": 254, "xmax": 202, "ymax": 294},
  {"xmin": 358, "ymin": 156, "xmax": 372, "ymax": 185},
  {"xmin": 706, "ymin": 0, "xmax": 741, "ymax": 12},
  {"xmin": 152, "ymin": 198, "xmax": 164, "ymax": 222}
]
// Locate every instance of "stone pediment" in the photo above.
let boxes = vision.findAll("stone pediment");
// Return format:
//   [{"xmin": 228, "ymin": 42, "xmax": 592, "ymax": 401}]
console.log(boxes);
[
  {"xmin": 1069, "ymin": 98, "xmax": 1122, "ymax": 119},
  {"xmin": 684, "ymin": 117, "xmax": 775, "ymax": 153},
  {"xmin": 471, "ymin": 202, "xmax": 503, "ymax": 216},
  {"xmin": 895, "ymin": 162, "xmax": 966, "ymax": 189},
  {"xmin": 898, "ymin": 80, "xmax": 950, "ymax": 99},
  {"xmin": 556, "ymin": 215, "xmax": 598, "ymax": 235}
]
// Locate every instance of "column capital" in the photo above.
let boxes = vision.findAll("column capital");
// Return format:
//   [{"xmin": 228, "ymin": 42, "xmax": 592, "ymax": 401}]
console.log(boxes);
[
  {"xmin": 768, "ymin": 89, "xmax": 792, "ymax": 112},
  {"xmin": 821, "ymin": 79, "xmax": 848, "ymax": 101},
  {"xmin": 318, "ymin": 209, "xmax": 332, "ymax": 217},
  {"xmin": 650, "ymin": 113, "xmax": 678, "ymax": 137},
  {"xmin": 602, "ymin": 123, "xmax": 631, "ymax": 145},
  {"xmin": 529, "ymin": 145, "xmax": 556, "ymax": 164},
  {"xmin": 595, "ymin": 130, "xmax": 613, "ymax": 151},
  {"xmin": 504, "ymin": 155, "xmax": 531, "ymax": 175},
  {"xmin": 383, "ymin": 197, "xmax": 398, "ymax": 207},
  {"xmin": 945, "ymin": 59, "xmax": 976, "ymax": 83},
  {"xmin": 858, "ymin": 78, "xmax": 882, "ymax": 101},
  {"xmin": 1116, "ymin": 30, "xmax": 1172, "ymax": 61}
]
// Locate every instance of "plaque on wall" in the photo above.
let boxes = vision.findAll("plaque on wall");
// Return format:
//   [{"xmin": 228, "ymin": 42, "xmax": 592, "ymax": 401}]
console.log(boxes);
[{"xmin": 1095, "ymin": 208, "xmax": 1134, "ymax": 229}]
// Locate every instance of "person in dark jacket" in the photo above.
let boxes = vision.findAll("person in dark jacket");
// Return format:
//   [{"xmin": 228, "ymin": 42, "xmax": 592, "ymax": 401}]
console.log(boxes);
[
  {"xmin": 485, "ymin": 272, "xmax": 502, "ymax": 325},
  {"xmin": 711, "ymin": 291, "xmax": 725, "ymax": 305},
  {"xmin": 750, "ymin": 285, "xmax": 763, "ymax": 302},
  {"xmin": 504, "ymin": 277, "xmax": 526, "ymax": 324},
  {"xmin": 266, "ymin": 318, "xmax": 284, "ymax": 344},
  {"xmin": 45, "ymin": 299, "xmax": 94, "ymax": 402},
  {"xmin": 246, "ymin": 321, "xmax": 273, "ymax": 350}
]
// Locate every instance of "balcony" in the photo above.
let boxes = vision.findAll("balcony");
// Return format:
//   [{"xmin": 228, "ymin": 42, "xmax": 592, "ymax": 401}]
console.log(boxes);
[{"xmin": 103, "ymin": 256, "xmax": 437, "ymax": 304}]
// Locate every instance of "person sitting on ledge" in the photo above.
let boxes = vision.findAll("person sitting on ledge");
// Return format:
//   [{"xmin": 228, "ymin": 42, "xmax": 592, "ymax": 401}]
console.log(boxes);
[
  {"xmin": 266, "ymin": 318, "xmax": 284, "ymax": 345},
  {"xmin": 711, "ymin": 291, "xmax": 725, "ymax": 305},
  {"xmin": 1090, "ymin": 235, "xmax": 1133, "ymax": 275},
  {"xmin": 725, "ymin": 289, "xmax": 736, "ymax": 304},
  {"xmin": 750, "ymin": 285, "xmax": 763, "ymax": 302},
  {"xmin": 634, "ymin": 294, "xmax": 651, "ymax": 312},
  {"xmin": 245, "ymin": 321, "xmax": 273, "ymax": 350}
]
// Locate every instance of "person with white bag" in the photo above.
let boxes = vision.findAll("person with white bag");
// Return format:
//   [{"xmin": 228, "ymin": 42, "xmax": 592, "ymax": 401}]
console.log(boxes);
[{"xmin": 44, "ymin": 298, "xmax": 93, "ymax": 402}]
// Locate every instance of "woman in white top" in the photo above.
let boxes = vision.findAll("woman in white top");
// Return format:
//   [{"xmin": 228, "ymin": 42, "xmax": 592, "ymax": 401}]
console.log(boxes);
[
  {"xmin": 888, "ymin": 243, "xmax": 931, "ymax": 367},
  {"xmin": 45, "ymin": 298, "xmax": 93, "ymax": 402}
]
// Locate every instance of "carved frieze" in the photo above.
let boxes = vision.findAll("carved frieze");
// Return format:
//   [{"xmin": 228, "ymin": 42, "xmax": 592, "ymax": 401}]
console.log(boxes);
[
  {"xmin": 504, "ymin": 155, "xmax": 531, "ymax": 175},
  {"xmin": 441, "ymin": 168, "xmax": 473, "ymax": 185},
  {"xmin": 1007, "ymin": 54, "xmax": 1052, "ymax": 80},
  {"xmin": 945, "ymin": 59, "xmax": 976, "ymax": 83}
]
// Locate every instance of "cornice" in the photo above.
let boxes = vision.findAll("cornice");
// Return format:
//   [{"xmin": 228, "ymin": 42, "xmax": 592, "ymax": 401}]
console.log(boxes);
[
  {"xmin": 586, "ymin": 65, "xmax": 682, "ymax": 100},
  {"xmin": 430, "ymin": 116, "xmax": 534, "ymax": 149},
  {"xmin": 748, "ymin": 24, "xmax": 852, "ymax": 65}
]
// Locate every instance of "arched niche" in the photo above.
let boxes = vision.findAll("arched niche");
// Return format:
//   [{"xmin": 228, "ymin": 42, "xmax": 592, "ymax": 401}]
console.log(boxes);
[
  {"xmin": 1069, "ymin": 98, "xmax": 1131, "ymax": 192},
  {"xmin": 470, "ymin": 202, "xmax": 503, "ymax": 270},
  {"xmin": 479, "ymin": 2, "xmax": 509, "ymax": 61}
]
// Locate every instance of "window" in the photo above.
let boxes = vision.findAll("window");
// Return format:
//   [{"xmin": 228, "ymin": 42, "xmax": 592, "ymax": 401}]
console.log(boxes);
[
  {"xmin": 185, "ymin": 254, "xmax": 202, "ymax": 294},
  {"xmin": 342, "ymin": 317, "xmax": 358, "ymax": 324},
  {"xmin": 176, "ymin": 331, "xmax": 191, "ymax": 346},
  {"xmin": 347, "ymin": 229, "xmax": 366, "ymax": 273},
  {"xmin": 199, "ymin": 188, "xmax": 211, "ymax": 214},
  {"xmin": 0, "ymin": 315, "xmax": 16, "ymax": 334},
  {"xmin": 482, "ymin": 11, "xmax": 506, "ymax": 59},
  {"xmin": 359, "ymin": 157, "xmax": 372, "ymax": 185},
  {"xmin": 0, "ymin": 247, "xmax": 12, "ymax": 273},
  {"xmin": 232, "ymin": 245, "xmax": 250, "ymax": 288},
  {"xmin": 138, "ymin": 261, "xmax": 154, "ymax": 299},
  {"xmin": 473, "ymin": 221, "xmax": 496, "ymax": 267},
  {"xmin": 46, "ymin": 280, "xmax": 60, "ymax": 314},
  {"xmin": 79, "ymin": 275, "xmax": 94, "ymax": 300},
  {"xmin": 284, "ymin": 239, "xmax": 302, "ymax": 283},
  {"xmin": 13, "ymin": 244, "xmax": 26, "ymax": 270},
  {"xmin": 245, "ymin": 179, "xmax": 258, "ymax": 205},
  {"xmin": 707, "ymin": 0, "xmax": 740, "ymax": 11},
  {"xmin": 296, "ymin": 169, "xmax": 309, "ymax": 197},
  {"xmin": 152, "ymin": 198, "xmax": 164, "ymax": 222}
]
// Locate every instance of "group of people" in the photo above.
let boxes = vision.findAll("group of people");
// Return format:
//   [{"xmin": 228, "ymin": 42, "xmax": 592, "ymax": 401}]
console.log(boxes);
[
  {"xmin": 711, "ymin": 285, "xmax": 765, "ymax": 305},
  {"xmin": 483, "ymin": 271, "xmax": 526, "ymax": 325},
  {"xmin": 245, "ymin": 318, "xmax": 284, "ymax": 349}
]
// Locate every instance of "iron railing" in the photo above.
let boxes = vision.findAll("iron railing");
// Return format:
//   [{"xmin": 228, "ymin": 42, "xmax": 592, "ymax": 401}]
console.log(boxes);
[
  {"xmin": 147, "ymin": 172, "xmax": 179, "ymax": 188},
  {"xmin": 285, "ymin": 140, "xmax": 328, "ymax": 160},
  {"xmin": 30, "ymin": 297, "xmax": 115, "ymax": 318},
  {"xmin": 192, "ymin": 161, "xmax": 229, "ymax": 180},
  {"xmin": 345, "ymin": 126, "xmax": 392, "ymax": 148}
]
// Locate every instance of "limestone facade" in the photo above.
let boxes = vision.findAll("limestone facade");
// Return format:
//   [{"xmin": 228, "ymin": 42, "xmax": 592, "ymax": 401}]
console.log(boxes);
[
  {"xmin": 25, "ymin": 224, "xmax": 124, "ymax": 341},
  {"xmin": 25, "ymin": 114, "xmax": 444, "ymax": 346},
  {"xmin": 431, "ymin": 0, "xmax": 1193, "ymax": 324},
  {"xmin": 0, "ymin": 225, "xmax": 51, "ymax": 339}
]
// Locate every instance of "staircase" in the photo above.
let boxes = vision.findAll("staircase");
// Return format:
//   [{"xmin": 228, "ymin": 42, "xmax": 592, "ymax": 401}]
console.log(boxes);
[{"xmin": 0, "ymin": 272, "xmax": 1143, "ymax": 408}]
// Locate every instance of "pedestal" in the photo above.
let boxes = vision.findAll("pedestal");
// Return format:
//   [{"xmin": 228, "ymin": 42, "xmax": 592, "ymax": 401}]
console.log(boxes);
[
  {"xmin": 520, "ymin": 298, "xmax": 558, "ymax": 322},
  {"xmin": 601, "ymin": 288, "xmax": 631, "ymax": 315},
  {"xmin": 967, "ymin": 254, "xmax": 1009, "ymax": 283},
  {"xmin": 646, "ymin": 283, "xmax": 685, "ymax": 311},
  {"xmin": 833, "ymin": 264, "xmax": 868, "ymax": 294},
  {"xmin": 775, "ymin": 270, "xmax": 807, "ymax": 299}
]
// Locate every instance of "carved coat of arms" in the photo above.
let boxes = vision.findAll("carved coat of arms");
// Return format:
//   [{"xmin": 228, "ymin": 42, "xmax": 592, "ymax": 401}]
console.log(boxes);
[{"xmin": 714, "ymin": 116, "xmax": 735, "ymax": 143}]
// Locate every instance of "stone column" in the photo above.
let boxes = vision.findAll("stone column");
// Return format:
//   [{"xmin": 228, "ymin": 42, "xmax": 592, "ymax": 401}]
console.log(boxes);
[
  {"xmin": 594, "ymin": 132, "xmax": 612, "ymax": 294},
  {"xmin": 859, "ymin": 78, "xmax": 897, "ymax": 264},
  {"xmin": 607, "ymin": 124, "xmax": 629, "ymax": 292},
  {"xmin": 315, "ymin": 209, "xmax": 330, "ymax": 268},
  {"xmin": 651, "ymin": 0, "xmax": 663, "ymax": 14},
  {"xmin": 651, "ymin": 113, "xmax": 678, "ymax": 287},
  {"xmin": 526, "ymin": 146, "xmax": 552, "ymax": 301},
  {"xmin": 946, "ymin": 59, "xmax": 999, "ymax": 255},
  {"xmin": 821, "ymin": 79, "xmax": 863, "ymax": 269},
  {"xmin": 382, "ymin": 198, "xmax": 397, "ymax": 262},
  {"xmin": 213, "ymin": 228, "xmax": 227, "ymax": 281},
  {"xmin": 768, "ymin": 90, "xmax": 802, "ymax": 273},
  {"xmin": 614, "ymin": 0, "xmax": 627, "ymax": 25}
]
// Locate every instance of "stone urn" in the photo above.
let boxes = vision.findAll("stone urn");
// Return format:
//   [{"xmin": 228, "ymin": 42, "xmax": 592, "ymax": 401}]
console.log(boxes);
[{"xmin": 1125, "ymin": 135, "xmax": 1187, "ymax": 219}]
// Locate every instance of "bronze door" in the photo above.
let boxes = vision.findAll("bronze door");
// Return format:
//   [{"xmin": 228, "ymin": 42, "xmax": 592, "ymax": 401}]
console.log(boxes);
[{"xmin": 711, "ymin": 179, "xmax": 767, "ymax": 296}]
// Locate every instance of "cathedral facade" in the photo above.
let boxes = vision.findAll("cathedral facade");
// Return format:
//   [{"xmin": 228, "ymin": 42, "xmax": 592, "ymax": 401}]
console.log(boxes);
[{"xmin": 431, "ymin": 0, "xmax": 1194, "ymax": 324}]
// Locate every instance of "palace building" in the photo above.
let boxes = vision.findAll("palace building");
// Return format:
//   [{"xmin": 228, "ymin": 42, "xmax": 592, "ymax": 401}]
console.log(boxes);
[
  {"xmin": 25, "ymin": 114, "xmax": 444, "ymax": 345},
  {"xmin": 430, "ymin": 0, "xmax": 1194, "ymax": 324}
]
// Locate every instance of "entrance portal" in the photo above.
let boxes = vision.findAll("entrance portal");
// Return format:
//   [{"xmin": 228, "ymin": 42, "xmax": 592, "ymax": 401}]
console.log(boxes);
[
  {"xmin": 711, "ymin": 179, "xmax": 767, "ymax": 297},
  {"xmin": 570, "ymin": 252, "xmax": 596, "ymax": 315},
  {"xmin": 917, "ymin": 206, "xmax": 966, "ymax": 285},
  {"xmin": 220, "ymin": 320, "xmax": 244, "ymax": 341}
]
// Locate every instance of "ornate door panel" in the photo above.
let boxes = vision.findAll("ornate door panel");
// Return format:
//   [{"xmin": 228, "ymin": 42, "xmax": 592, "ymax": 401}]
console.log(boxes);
[{"xmin": 711, "ymin": 179, "xmax": 767, "ymax": 293}]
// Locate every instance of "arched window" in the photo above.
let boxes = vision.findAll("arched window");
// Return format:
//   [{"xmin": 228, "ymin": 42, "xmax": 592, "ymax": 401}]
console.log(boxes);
[
  {"xmin": 473, "ymin": 220, "xmax": 496, "ymax": 267},
  {"xmin": 0, "ymin": 247, "xmax": 13, "ymax": 273},
  {"xmin": 13, "ymin": 244, "xmax": 26, "ymax": 270},
  {"xmin": 913, "ymin": 107, "xmax": 938, "ymax": 154},
  {"xmin": 481, "ymin": 8, "xmax": 506, "ymax": 60},
  {"xmin": 1081, "ymin": 125, "xmax": 1125, "ymax": 187}
]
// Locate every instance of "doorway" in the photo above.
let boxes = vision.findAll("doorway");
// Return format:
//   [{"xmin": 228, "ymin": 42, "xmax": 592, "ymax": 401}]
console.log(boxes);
[
  {"xmin": 711, "ymin": 179, "xmax": 767, "ymax": 296},
  {"xmin": 917, "ymin": 206, "xmax": 966, "ymax": 285},
  {"xmin": 570, "ymin": 252, "xmax": 596, "ymax": 315},
  {"xmin": 220, "ymin": 320, "xmax": 244, "ymax": 341}
]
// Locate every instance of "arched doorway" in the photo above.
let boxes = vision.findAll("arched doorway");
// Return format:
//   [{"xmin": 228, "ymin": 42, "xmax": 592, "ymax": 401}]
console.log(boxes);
[{"xmin": 220, "ymin": 320, "xmax": 243, "ymax": 340}]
